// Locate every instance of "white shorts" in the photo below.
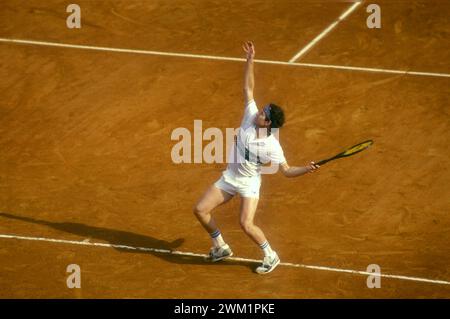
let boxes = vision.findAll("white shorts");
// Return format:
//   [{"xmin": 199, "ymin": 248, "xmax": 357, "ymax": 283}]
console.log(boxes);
[{"xmin": 214, "ymin": 170, "xmax": 261, "ymax": 198}]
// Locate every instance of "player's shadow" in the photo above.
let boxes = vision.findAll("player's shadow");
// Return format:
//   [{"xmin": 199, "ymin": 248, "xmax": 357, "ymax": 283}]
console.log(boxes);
[{"xmin": 0, "ymin": 212, "xmax": 254, "ymax": 270}]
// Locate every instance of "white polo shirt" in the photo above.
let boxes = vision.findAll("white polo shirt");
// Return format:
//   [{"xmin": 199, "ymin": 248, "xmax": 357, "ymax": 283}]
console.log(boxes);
[{"xmin": 226, "ymin": 100, "xmax": 286, "ymax": 178}]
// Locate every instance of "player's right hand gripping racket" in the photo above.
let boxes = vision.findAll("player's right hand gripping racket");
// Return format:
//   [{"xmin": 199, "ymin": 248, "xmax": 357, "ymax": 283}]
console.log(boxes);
[{"xmin": 316, "ymin": 140, "xmax": 374, "ymax": 166}]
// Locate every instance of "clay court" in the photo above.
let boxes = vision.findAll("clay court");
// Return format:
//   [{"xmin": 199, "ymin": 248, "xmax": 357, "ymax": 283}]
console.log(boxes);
[{"xmin": 1, "ymin": 0, "xmax": 449, "ymax": 298}]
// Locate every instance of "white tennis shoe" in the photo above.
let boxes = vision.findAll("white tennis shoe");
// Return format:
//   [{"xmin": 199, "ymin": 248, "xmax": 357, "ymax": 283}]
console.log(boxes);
[
  {"xmin": 207, "ymin": 244, "xmax": 233, "ymax": 262},
  {"xmin": 255, "ymin": 252, "xmax": 280, "ymax": 274}
]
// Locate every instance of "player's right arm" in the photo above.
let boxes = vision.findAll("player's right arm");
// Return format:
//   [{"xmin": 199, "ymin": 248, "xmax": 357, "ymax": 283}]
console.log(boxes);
[
  {"xmin": 280, "ymin": 161, "xmax": 320, "ymax": 177},
  {"xmin": 243, "ymin": 41, "xmax": 255, "ymax": 105}
]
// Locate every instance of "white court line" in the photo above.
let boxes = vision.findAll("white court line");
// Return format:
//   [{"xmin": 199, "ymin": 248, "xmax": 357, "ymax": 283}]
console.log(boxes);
[
  {"xmin": 1, "ymin": 233, "xmax": 449, "ymax": 286},
  {"xmin": 288, "ymin": 1, "xmax": 362, "ymax": 63},
  {"xmin": 1, "ymin": 38, "xmax": 450, "ymax": 78}
]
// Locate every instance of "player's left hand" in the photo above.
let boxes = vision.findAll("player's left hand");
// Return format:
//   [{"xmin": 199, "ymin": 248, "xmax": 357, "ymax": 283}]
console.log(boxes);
[{"xmin": 243, "ymin": 41, "xmax": 255, "ymax": 60}]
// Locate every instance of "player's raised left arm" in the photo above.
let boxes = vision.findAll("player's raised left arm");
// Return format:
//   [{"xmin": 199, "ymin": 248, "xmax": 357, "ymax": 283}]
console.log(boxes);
[
  {"xmin": 243, "ymin": 41, "xmax": 255, "ymax": 105},
  {"xmin": 280, "ymin": 161, "xmax": 320, "ymax": 178}
]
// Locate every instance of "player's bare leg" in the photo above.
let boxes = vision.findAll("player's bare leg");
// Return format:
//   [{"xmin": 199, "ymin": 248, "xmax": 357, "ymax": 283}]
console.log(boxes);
[
  {"xmin": 239, "ymin": 197, "xmax": 266, "ymax": 245},
  {"xmin": 240, "ymin": 197, "xmax": 280, "ymax": 274},
  {"xmin": 193, "ymin": 185, "xmax": 234, "ymax": 261},
  {"xmin": 193, "ymin": 185, "xmax": 233, "ymax": 233}
]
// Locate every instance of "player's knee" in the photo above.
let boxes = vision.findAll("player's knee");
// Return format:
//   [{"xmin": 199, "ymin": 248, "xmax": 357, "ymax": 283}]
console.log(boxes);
[
  {"xmin": 193, "ymin": 205, "xmax": 201, "ymax": 216},
  {"xmin": 193, "ymin": 204, "xmax": 207, "ymax": 217}
]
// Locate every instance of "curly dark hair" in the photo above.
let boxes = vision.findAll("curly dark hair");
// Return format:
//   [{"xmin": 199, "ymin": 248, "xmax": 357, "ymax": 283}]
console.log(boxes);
[{"xmin": 268, "ymin": 103, "xmax": 285, "ymax": 128}]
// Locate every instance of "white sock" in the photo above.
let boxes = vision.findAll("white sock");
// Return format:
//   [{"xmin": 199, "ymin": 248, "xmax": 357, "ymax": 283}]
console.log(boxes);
[
  {"xmin": 210, "ymin": 229, "xmax": 226, "ymax": 248},
  {"xmin": 260, "ymin": 241, "xmax": 274, "ymax": 257}
]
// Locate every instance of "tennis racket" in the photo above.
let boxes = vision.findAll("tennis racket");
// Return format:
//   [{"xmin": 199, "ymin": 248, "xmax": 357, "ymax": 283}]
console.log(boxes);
[{"xmin": 315, "ymin": 140, "xmax": 374, "ymax": 166}]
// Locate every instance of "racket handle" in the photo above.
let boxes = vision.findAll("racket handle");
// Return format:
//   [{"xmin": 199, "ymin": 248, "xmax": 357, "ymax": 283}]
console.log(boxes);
[{"xmin": 316, "ymin": 159, "xmax": 329, "ymax": 166}]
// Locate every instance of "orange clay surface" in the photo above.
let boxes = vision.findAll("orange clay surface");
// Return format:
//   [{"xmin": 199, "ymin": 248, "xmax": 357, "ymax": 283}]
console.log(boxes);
[{"xmin": 0, "ymin": 0, "xmax": 449, "ymax": 298}]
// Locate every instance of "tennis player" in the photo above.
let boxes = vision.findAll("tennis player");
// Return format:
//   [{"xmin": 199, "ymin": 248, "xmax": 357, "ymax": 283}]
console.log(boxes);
[{"xmin": 193, "ymin": 41, "xmax": 320, "ymax": 274}]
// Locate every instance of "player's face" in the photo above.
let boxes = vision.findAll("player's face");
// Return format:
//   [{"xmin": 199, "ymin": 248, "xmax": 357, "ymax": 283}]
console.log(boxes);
[{"xmin": 255, "ymin": 109, "xmax": 271, "ymax": 128}]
